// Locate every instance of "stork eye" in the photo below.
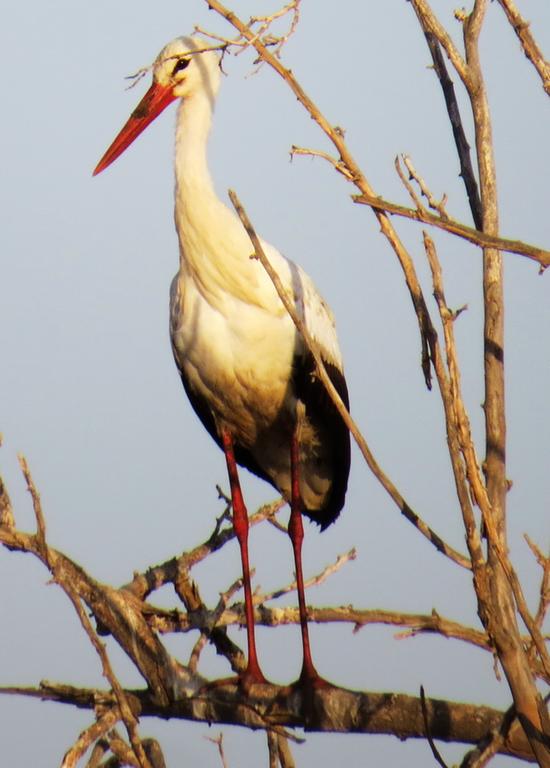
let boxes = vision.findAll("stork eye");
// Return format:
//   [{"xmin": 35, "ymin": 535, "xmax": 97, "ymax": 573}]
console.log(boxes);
[{"xmin": 172, "ymin": 58, "xmax": 191, "ymax": 75}]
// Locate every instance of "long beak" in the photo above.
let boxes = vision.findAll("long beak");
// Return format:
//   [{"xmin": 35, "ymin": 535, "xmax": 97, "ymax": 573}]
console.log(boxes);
[{"xmin": 93, "ymin": 81, "xmax": 176, "ymax": 176}]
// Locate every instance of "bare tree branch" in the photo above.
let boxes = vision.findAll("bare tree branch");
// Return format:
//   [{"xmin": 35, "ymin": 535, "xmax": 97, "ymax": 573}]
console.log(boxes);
[
  {"xmin": 2, "ymin": 4, "xmax": 548, "ymax": 765},
  {"xmin": 18, "ymin": 456, "xmax": 154, "ymax": 768},
  {"xmin": 418, "ymin": 29, "xmax": 483, "ymax": 228},
  {"xmin": 496, "ymin": 0, "xmax": 550, "ymax": 96},
  {"xmin": 466, "ymin": 2, "xmax": 550, "ymax": 759},
  {"xmin": 0, "ymin": 681, "xmax": 537, "ymax": 761},
  {"xmin": 125, "ymin": 498, "xmax": 285, "ymax": 601},
  {"xmin": 421, "ymin": 685, "xmax": 450, "ymax": 768},
  {"xmin": 460, "ymin": 703, "xmax": 520, "ymax": 768},
  {"xmin": 228, "ymin": 187, "xmax": 471, "ymax": 570},
  {"xmin": 147, "ymin": 602, "xmax": 494, "ymax": 654},
  {"xmin": 350, "ymin": 191, "xmax": 550, "ymax": 271},
  {"xmin": 61, "ymin": 709, "xmax": 120, "ymax": 768},
  {"xmin": 0, "ymin": 474, "xmax": 15, "ymax": 528}
]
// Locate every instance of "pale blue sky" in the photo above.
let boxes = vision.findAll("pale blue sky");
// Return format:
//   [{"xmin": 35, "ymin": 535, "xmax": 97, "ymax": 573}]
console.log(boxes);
[{"xmin": 1, "ymin": 2, "xmax": 549, "ymax": 765}]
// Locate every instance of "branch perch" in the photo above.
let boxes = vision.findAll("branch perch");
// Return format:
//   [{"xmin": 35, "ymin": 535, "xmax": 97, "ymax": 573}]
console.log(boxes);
[{"xmin": 0, "ymin": 682, "xmax": 537, "ymax": 762}]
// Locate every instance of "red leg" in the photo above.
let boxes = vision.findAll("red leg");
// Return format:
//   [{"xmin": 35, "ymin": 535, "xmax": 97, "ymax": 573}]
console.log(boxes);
[
  {"xmin": 221, "ymin": 429, "xmax": 267, "ymax": 686},
  {"xmin": 289, "ymin": 427, "xmax": 326, "ymax": 687}
]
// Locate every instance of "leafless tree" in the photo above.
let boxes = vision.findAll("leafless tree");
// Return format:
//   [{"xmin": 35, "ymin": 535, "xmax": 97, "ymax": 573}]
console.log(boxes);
[{"xmin": 1, "ymin": 2, "xmax": 548, "ymax": 766}]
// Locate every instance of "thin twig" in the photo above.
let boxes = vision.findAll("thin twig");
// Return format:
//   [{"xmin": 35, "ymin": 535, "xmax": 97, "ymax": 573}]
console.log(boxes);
[
  {"xmin": 267, "ymin": 729, "xmax": 279, "ymax": 768},
  {"xmin": 188, "ymin": 632, "xmax": 209, "ymax": 674},
  {"xmin": 203, "ymin": 0, "xmax": 450, "ymax": 395},
  {"xmin": 459, "ymin": 703, "xmax": 518, "ymax": 768},
  {"xmin": 352, "ymin": 191, "xmax": 550, "ymax": 271},
  {"xmin": 255, "ymin": 548, "xmax": 356, "ymax": 604},
  {"xmin": 423, "ymin": 232, "xmax": 486, "ymax": 569},
  {"xmin": 61, "ymin": 708, "xmax": 120, "ymax": 768},
  {"xmin": 108, "ymin": 729, "xmax": 142, "ymax": 768},
  {"xmin": 290, "ymin": 148, "xmax": 550, "ymax": 270},
  {"xmin": 495, "ymin": 0, "xmax": 550, "ymax": 96},
  {"xmin": 420, "ymin": 30, "xmax": 483, "ymax": 228},
  {"xmin": 195, "ymin": 0, "xmax": 301, "ymax": 65},
  {"xmin": 401, "ymin": 154, "xmax": 449, "ymax": 218},
  {"xmin": 125, "ymin": 499, "xmax": 285, "ymax": 600},
  {"xmin": 275, "ymin": 732, "xmax": 296, "ymax": 768},
  {"xmin": 62, "ymin": 585, "xmax": 152, "ymax": 768},
  {"xmin": 524, "ymin": 535, "xmax": 550, "ymax": 633},
  {"xmin": 290, "ymin": 146, "xmax": 355, "ymax": 181},
  {"xmin": 16, "ymin": 458, "xmax": 153, "ymax": 768},
  {"xmin": 205, "ymin": 733, "xmax": 229, "ymax": 768},
  {"xmin": 492, "ymin": 549, "xmax": 550, "ymax": 682},
  {"xmin": 85, "ymin": 737, "xmax": 110, "ymax": 768},
  {"xmin": 409, "ymin": 0, "xmax": 471, "ymax": 86},
  {"xmin": 18, "ymin": 454, "xmax": 47, "ymax": 551},
  {"xmin": 228, "ymin": 187, "xmax": 471, "ymax": 571},
  {"xmin": 420, "ymin": 685, "xmax": 450, "ymax": 768},
  {"xmin": 0, "ymin": 474, "xmax": 15, "ymax": 528},
  {"xmin": 395, "ymin": 155, "xmax": 427, "ymax": 212}
]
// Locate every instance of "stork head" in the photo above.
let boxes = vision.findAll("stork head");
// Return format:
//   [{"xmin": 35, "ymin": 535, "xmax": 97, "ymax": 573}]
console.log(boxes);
[
  {"xmin": 153, "ymin": 36, "xmax": 221, "ymax": 101},
  {"xmin": 93, "ymin": 36, "xmax": 221, "ymax": 176}
]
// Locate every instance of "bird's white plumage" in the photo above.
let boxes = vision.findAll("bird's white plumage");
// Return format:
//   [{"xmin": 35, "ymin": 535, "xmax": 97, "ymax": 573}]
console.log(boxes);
[
  {"xmin": 152, "ymin": 36, "xmax": 347, "ymax": 515},
  {"xmin": 94, "ymin": 34, "xmax": 350, "ymax": 686}
]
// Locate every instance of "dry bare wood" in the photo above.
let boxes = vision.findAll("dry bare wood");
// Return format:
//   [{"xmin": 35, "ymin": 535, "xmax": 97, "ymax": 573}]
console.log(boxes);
[
  {"xmin": 0, "ymin": 680, "xmax": 538, "ymax": 762},
  {"xmin": 204, "ymin": 0, "xmax": 550, "ymax": 763},
  {"xmin": 495, "ymin": 0, "xmax": 550, "ymax": 96},
  {"xmin": 0, "ymin": 472, "xmax": 541, "ymax": 764},
  {"xmin": 1, "ymin": 1, "xmax": 549, "ymax": 765}
]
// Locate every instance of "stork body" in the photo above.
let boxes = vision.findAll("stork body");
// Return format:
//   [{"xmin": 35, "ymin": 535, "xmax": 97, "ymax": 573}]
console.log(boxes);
[{"xmin": 95, "ymin": 37, "xmax": 350, "ymax": 687}]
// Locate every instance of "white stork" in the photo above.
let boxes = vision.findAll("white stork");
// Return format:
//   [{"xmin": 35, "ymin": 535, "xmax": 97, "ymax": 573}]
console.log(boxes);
[{"xmin": 94, "ymin": 36, "xmax": 350, "ymax": 689}]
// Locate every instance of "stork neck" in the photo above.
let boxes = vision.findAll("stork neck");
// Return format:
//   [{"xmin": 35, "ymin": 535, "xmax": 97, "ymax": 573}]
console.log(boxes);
[
  {"xmin": 172, "ymin": 87, "xmax": 258, "ymax": 302},
  {"xmin": 174, "ymin": 92, "xmax": 216, "ymax": 203}
]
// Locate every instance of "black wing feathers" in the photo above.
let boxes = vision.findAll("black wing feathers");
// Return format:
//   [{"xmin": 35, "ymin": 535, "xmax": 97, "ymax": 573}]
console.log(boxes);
[
  {"xmin": 292, "ymin": 351, "xmax": 351, "ymax": 530},
  {"xmin": 175, "ymin": 349, "xmax": 350, "ymax": 531}
]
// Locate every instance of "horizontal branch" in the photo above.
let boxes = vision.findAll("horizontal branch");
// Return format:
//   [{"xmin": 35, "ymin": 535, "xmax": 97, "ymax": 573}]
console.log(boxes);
[
  {"xmin": 0, "ymin": 524, "xmax": 198, "ymax": 701},
  {"xmin": 144, "ymin": 602, "xmax": 490, "ymax": 653},
  {"xmin": 1, "ymin": 682, "xmax": 536, "ymax": 762},
  {"xmin": 353, "ymin": 192, "xmax": 550, "ymax": 270},
  {"xmin": 125, "ymin": 499, "xmax": 284, "ymax": 600}
]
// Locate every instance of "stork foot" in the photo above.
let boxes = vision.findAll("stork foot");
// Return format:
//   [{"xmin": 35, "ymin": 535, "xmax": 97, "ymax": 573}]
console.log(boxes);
[
  {"xmin": 282, "ymin": 664, "xmax": 334, "ymax": 726},
  {"xmin": 201, "ymin": 664, "xmax": 269, "ymax": 695},
  {"xmin": 295, "ymin": 658, "xmax": 332, "ymax": 689},
  {"xmin": 238, "ymin": 655, "xmax": 269, "ymax": 689},
  {"xmin": 238, "ymin": 664, "xmax": 269, "ymax": 691}
]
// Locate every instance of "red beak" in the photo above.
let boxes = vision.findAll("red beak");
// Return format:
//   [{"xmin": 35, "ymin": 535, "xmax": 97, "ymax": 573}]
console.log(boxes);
[{"xmin": 93, "ymin": 81, "xmax": 176, "ymax": 176}]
